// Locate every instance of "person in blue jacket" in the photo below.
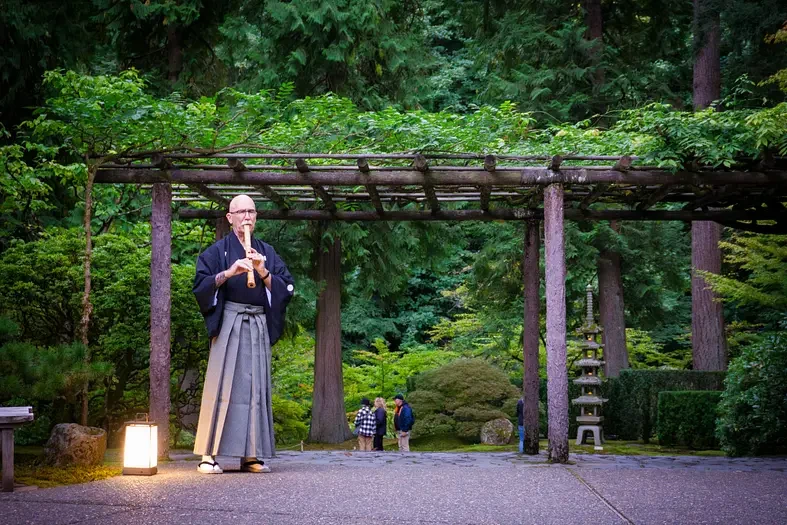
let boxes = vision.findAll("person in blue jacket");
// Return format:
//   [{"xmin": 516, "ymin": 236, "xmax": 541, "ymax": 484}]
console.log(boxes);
[
  {"xmin": 192, "ymin": 195, "xmax": 294, "ymax": 475},
  {"xmin": 393, "ymin": 394, "xmax": 414, "ymax": 452}
]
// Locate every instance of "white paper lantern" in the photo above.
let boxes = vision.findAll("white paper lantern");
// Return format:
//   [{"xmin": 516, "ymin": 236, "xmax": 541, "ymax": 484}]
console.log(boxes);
[{"xmin": 123, "ymin": 415, "xmax": 158, "ymax": 476}]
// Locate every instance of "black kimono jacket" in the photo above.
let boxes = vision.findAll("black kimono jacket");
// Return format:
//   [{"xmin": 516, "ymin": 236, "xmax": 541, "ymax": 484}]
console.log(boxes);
[{"xmin": 193, "ymin": 234, "xmax": 295, "ymax": 345}]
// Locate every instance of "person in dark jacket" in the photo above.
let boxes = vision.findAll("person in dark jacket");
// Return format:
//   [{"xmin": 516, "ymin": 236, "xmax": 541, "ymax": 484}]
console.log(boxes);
[
  {"xmin": 192, "ymin": 195, "xmax": 295, "ymax": 475},
  {"xmin": 393, "ymin": 394, "xmax": 414, "ymax": 452},
  {"xmin": 373, "ymin": 397, "xmax": 387, "ymax": 451},
  {"xmin": 516, "ymin": 397, "xmax": 524, "ymax": 454}
]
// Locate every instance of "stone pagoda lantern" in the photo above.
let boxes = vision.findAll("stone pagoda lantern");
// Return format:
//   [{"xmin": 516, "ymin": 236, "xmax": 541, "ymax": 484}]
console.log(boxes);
[{"xmin": 572, "ymin": 285, "xmax": 606, "ymax": 447}]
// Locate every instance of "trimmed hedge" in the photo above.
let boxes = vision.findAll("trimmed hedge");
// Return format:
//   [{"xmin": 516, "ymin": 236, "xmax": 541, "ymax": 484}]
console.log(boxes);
[
  {"xmin": 535, "ymin": 370, "xmax": 726, "ymax": 442},
  {"xmin": 539, "ymin": 379, "xmax": 583, "ymax": 439},
  {"xmin": 603, "ymin": 369, "xmax": 726, "ymax": 442},
  {"xmin": 656, "ymin": 391, "xmax": 722, "ymax": 449}
]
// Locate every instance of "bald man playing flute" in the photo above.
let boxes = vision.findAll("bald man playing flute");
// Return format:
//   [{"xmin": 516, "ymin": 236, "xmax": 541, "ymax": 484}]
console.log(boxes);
[{"xmin": 192, "ymin": 195, "xmax": 295, "ymax": 474}]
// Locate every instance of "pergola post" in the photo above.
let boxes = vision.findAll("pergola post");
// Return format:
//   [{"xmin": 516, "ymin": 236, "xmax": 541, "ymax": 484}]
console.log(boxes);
[
  {"xmin": 522, "ymin": 220, "xmax": 541, "ymax": 455},
  {"xmin": 150, "ymin": 183, "xmax": 172, "ymax": 458},
  {"xmin": 215, "ymin": 216, "xmax": 230, "ymax": 240},
  {"xmin": 544, "ymin": 183, "xmax": 569, "ymax": 463}
]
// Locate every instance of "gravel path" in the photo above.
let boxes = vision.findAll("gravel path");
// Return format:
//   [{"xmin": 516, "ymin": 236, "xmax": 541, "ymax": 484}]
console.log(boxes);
[{"xmin": 2, "ymin": 451, "xmax": 785, "ymax": 524}]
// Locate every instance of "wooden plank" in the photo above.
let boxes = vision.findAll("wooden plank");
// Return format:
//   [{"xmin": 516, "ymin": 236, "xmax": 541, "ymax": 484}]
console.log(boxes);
[
  {"xmin": 682, "ymin": 185, "xmax": 737, "ymax": 211},
  {"xmin": 412, "ymin": 155, "xmax": 440, "ymax": 213},
  {"xmin": 2, "ymin": 428, "xmax": 14, "ymax": 492},
  {"xmin": 0, "ymin": 416, "xmax": 34, "ymax": 425},
  {"xmin": 526, "ymin": 187, "xmax": 544, "ymax": 209},
  {"xmin": 186, "ymin": 183, "xmax": 230, "ymax": 208},
  {"xmin": 296, "ymin": 159, "xmax": 337, "ymax": 214},
  {"xmin": 579, "ymin": 184, "xmax": 609, "ymax": 211},
  {"xmin": 96, "ymin": 168, "xmax": 787, "ymax": 187},
  {"xmin": 134, "ymin": 152, "xmax": 640, "ymax": 161},
  {"xmin": 358, "ymin": 158, "xmax": 384, "ymax": 216},
  {"xmin": 423, "ymin": 181, "xmax": 440, "ymax": 213},
  {"xmin": 480, "ymin": 186, "xmax": 491, "ymax": 212},
  {"xmin": 636, "ymin": 185, "xmax": 673, "ymax": 210},
  {"xmin": 178, "ymin": 208, "xmax": 787, "ymax": 223},
  {"xmin": 0, "ymin": 407, "xmax": 32, "ymax": 415},
  {"xmin": 253, "ymin": 185, "xmax": 290, "ymax": 210}
]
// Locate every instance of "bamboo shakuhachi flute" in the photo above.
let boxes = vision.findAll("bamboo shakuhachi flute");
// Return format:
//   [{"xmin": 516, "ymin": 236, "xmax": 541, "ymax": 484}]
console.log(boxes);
[{"xmin": 243, "ymin": 224, "xmax": 256, "ymax": 289}]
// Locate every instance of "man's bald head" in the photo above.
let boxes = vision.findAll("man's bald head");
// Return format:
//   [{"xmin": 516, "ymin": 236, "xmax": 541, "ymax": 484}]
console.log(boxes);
[
  {"xmin": 229, "ymin": 194, "xmax": 255, "ymax": 212},
  {"xmin": 226, "ymin": 194, "xmax": 257, "ymax": 237}
]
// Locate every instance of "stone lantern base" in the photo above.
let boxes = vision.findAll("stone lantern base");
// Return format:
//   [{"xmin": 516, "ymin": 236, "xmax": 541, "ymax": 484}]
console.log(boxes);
[{"xmin": 575, "ymin": 425, "xmax": 605, "ymax": 446}]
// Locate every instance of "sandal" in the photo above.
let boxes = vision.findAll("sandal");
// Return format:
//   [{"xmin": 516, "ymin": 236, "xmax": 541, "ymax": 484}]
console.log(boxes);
[
  {"xmin": 197, "ymin": 460, "xmax": 223, "ymax": 474},
  {"xmin": 241, "ymin": 459, "xmax": 271, "ymax": 473}
]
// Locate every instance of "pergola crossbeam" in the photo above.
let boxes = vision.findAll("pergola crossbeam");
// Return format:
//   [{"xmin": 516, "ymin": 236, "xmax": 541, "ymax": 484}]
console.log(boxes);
[
  {"xmin": 358, "ymin": 158, "xmax": 385, "ymax": 216},
  {"xmin": 186, "ymin": 183, "xmax": 230, "ymax": 208},
  {"xmin": 95, "ymin": 153, "xmax": 787, "ymax": 226},
  {"xmin": 296, "ymin": 159, "xmax": 337, "ymax": 214},
  {"xmin": 637, "ymin": 185, "xmax": 673, "ymax": 210},
  {"xmin": 683, "ymin": 185, "xmax": 738, "ymax": 211},
  {"xmin": 254, "ymin": 185, "xmax": 290, "ymax": 210},
  {"xmin": 228, "ymin": 158, "xmax": 289, "ymax": 210},
  {"xmin": 97, "ymin": 168, "xmax": 787, "ymax": 187},
  {"xmin": 579, "ymin": 184, "xmax": 609, "ymax": 211},
  {"xmin": 414, "ymin": 154, "xmax": 440, "ymax": 214},
  {"xmin": 177, "ymin": 208, "xmax": 786, "ymax": 223}
]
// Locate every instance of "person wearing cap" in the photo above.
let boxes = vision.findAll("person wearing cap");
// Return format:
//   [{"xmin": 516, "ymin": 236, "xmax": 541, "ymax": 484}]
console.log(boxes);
[
  {"xmin": 393, "ymin": 394, "xmax": 414, "ymax": 452},
  {"xmin": 354, "ymin": 398, "xmax": 376, "ymax": 451}
]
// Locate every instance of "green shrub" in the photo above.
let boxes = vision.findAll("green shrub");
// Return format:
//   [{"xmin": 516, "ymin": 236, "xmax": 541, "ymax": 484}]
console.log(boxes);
[
  {"xmin": 716, "ymin": 331, "xmax": 787, "ymax": 457},
  {"xmin": 656, "ymin": 391, "xmax": 722, "ymax": 449},
  {"xmin": 273, "ymin": 395, "xmax": 309, "ymax": 444},
  {"xmin": 408, "ymin": 359, "xmax": 519, "ymax": 442},
  {"xmin": 604, "ymin": 369, "xmax": 726, "ymax": 442}
]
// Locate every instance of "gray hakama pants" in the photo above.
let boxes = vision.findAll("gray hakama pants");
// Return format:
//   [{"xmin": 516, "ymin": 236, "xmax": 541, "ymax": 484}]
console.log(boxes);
[{"xmin": 193, "ymin": 301, "xmax": 275, "ymax": 458}]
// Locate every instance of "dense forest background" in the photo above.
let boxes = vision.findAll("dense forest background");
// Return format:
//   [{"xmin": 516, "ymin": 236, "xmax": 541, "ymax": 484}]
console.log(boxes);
[{"xmin": 1, "ymin": 1, "xmax": 786, "ymax": 456}]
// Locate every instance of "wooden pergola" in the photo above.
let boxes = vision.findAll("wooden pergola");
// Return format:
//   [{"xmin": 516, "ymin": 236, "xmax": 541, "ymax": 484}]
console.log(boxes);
[{"xmin": 96, "ymin": 152, "xmax": 787, "ymax": 462}]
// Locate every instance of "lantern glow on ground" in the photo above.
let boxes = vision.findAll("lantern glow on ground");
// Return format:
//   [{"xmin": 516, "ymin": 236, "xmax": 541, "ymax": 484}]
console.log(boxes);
[{"xmin": 123, "ymin": 422, "xmax": 158, "ymax": 475}]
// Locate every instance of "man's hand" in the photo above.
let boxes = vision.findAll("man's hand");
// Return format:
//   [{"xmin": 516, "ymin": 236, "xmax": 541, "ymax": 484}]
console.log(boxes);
[
  {"xmin": 226, "ymin": 257, "xmax": 254, "ymax": 278},
  {"xmin": 246, "ymin": 247, "xmax": 267, "ymax": 275}
]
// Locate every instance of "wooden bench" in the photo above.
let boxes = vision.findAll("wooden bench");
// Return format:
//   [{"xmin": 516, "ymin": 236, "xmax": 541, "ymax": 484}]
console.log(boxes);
[{"xmin": 0, "ymin": 406, "xmax": 34, "ymax": 492}]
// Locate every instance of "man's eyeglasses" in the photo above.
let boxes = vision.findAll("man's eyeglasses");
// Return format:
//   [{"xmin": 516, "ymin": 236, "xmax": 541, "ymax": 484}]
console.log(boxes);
[{"xmin": 229, "ymin": 209, "xmax": 257, "ymax": 216}]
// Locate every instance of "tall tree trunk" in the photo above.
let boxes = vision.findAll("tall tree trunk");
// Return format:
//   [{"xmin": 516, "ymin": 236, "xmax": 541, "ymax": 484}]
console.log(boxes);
[
  {"xmin": 309, "ymin": 232, "xmax": 352, "ymax": 443},
  {"xmin": 598, "ymin": 221, "xmax": 628, "ymax": 378},
  {"xmin": 79, "ymin": 162, "xmax": 97, "ymax": 426},
  {"xmin": 691, "ymin": 0, "xmax": 726, "ymax": 370},
  {"xmin": 150, "ymin": 183, "xmax": 172, "ymax": 458},
  {"xmin": 692, "ymin": 0, "xmax": 721, "ymax": 110},
  {"xmin": 691, "ymin": 222, "xmax": 727, "ymax": 370},
  {"xmin": 544, "ymin": 185, "xmax": 569, "ymax": 463},
  {"xmin": 167, "ymin": 26, "xmax": 183, "ymax": 84},
  {"xmin": 522, "ymin": 220, "xmax": 541, "ymax": 455},
  {"xmin": 582, "ymin": 0, "xmax": 605, "ymax": 88}
]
